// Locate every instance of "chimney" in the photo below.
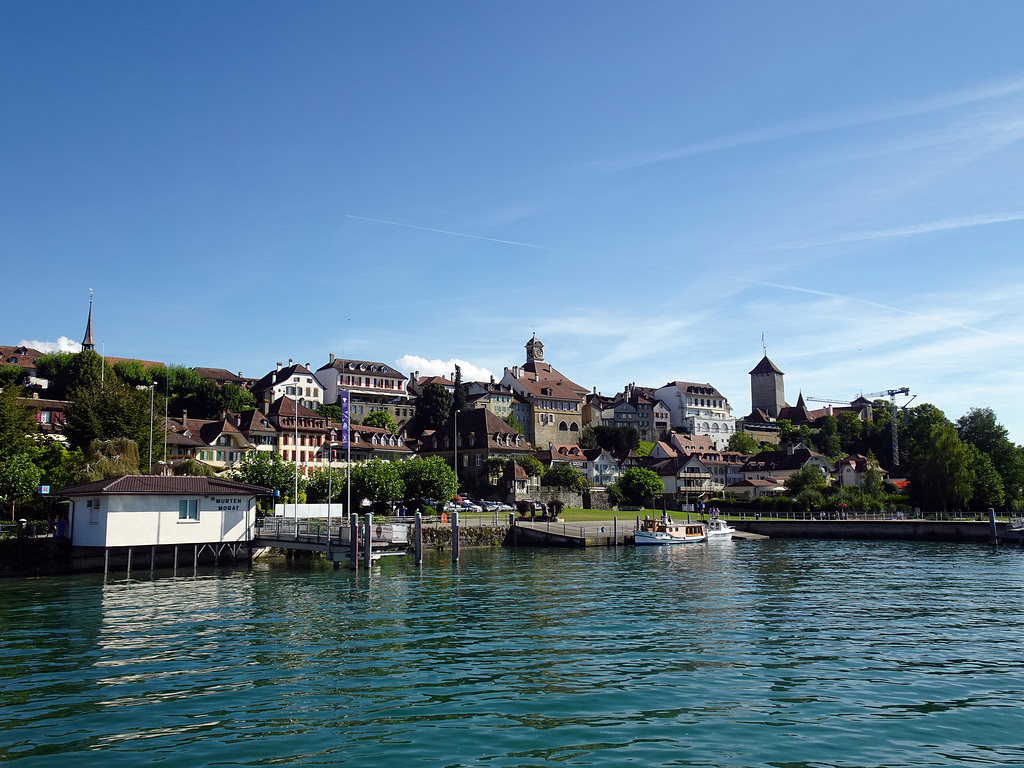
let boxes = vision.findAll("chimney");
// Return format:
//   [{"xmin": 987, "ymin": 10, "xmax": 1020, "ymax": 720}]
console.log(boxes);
[
  {"xmin": 276, "ymin": 361, "xmax": 282, "ymax": 372},
  {"xmin": 289, "ymin": 358, "xmax": 293, "ymax": 366},
  {"xmin": 329, "ymin": 353, "xmax": 335, "ymax": 364},
  {"xmin": 182, "ymin": 409, "xmax": 188, "ymax": 426}
]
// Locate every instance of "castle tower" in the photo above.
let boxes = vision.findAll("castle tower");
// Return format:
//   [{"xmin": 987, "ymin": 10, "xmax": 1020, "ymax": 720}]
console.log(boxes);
[
  {"xmin": 749, "ymin": 355, "xmax": 784, "ymax": 419},
  {"xmin": 525, "ymin": 334, "xmax": 544, "ymax": 363},
  {"xmin": 82, "ymin": 291, "xmax": 95, "ymax": 352}
]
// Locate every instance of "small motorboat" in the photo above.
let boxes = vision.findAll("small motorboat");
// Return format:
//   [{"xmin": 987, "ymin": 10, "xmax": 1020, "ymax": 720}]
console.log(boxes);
[
  {"xmin": 705, "ymin": 517, "xmax": 736, "ymax": 540},
  {"xmin": 634, "ymin": 515, "xmax": 707, "ymax": 545}
]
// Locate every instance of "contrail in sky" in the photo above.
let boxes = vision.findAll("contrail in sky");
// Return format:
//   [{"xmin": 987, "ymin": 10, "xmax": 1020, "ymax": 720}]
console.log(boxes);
[
  {"xmin": 741, "ymin": 279, "xmax": 1024, "ymax": 344},
  {"xmin": 346, "ymin": 215, "xmax": 556, "ymax": 251},
  {"xmin": 772, "ymin": 210, "xmax": 1024, "ymax": 250}
]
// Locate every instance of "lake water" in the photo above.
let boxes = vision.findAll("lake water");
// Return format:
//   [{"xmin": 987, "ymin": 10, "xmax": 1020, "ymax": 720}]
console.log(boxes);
[{"xmin": 2, "ymin": 539, "xmax": 1023, "ymax": 767}]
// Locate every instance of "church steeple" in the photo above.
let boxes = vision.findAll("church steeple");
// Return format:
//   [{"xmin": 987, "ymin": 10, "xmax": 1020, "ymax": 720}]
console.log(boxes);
[{"xmin": 82, "ymin": 290, "xmax": 95, "ymax": 352}]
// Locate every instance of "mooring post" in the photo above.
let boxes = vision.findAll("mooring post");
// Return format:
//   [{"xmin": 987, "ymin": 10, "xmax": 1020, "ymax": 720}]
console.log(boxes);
[
  {"xmin": 364, "ymin": 512, "xmax": 373, "ymax": 569},
  {"xmin": 415, "ymin": 511, "xmax": 423, "ymax": 565},
  {"xmin": 349, "ymin": 513, "xmax": 358, "ymax": 570},
  {"xmin": 452, "ymin": 510, "xmax": 460, "ymax": 562},
  {"xmin": 173, "ymin": 545, "xmax": 178, "ymax": 573},
  {"xmin": 150, "ymin": 546, "xmax": 155, "ymax": 573},
  {"xmin": 104, "ymin": 548, "xmax": 109, "ymax": 575},
  {"xmin": 989, "ymin": 508, "xmax": 998, "ymax": 545},
  {"xmin": 194, "ymin": 544, "xmax": 198, "ymax": 571},
  {"xmin": 614, "ymin": 516, "xmax": 618, "ymax": 546},
  {"xmin": 127, "ymin": 547, "xmax": 133, "ymax": 579}
]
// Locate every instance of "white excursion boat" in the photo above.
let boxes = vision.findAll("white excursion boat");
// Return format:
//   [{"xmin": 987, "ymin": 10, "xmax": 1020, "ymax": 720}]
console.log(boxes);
[
  {"xmin": 634, "ymin": 516, "xmax": 707, "ymax": 545},
  {"xmin": 705, "ymin": 517, "xmax": 736, "ymax": 540}
]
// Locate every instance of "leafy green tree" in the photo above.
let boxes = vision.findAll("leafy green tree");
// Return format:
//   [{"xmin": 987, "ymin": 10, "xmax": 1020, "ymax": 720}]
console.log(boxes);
[
  {"xmin": 0, "ymin": 384, "xmax": 38, "ymax": 462},
  {"xmin": 634, "ymin": 441, "xmax": 654, "ymax": 458},
  {"xmin": 409, "ymin": 382, "xmax": 452, "ymax": 435},
  {"xmin": 812, "ymin": 415, "xmax": 842, "ymax": 458},
  {"xmin": 914, "ymin": 424, "xmax": 974, "ymax": 512},
  {"xmin": 304, "ymin": 466, "xmax": 344, "ymax": 503},
  {"xmin": 317, "ymin": 402, "xmax": 344, "ymax": 424},
  {"xmin": 785, "ymin": 463, "xmax": 829, "ymax": 496},
  {"xmin": 172, "ymin": 458, "xmax": 216, "ymax": 477},
  {"xmin": 541, "ymin": 463, "xmax": 590, "ymax": 492},
  {"xmin": 577, "ymin": 426, "xmax": 599, "ymax": 450},
  {"xmin": 0, "ymin": 365, "xmax": 26, "ymax": 388},
  {"xmin": 0, "ymin": 454, "xmax": 42, "ymax": 520},
  {"xmin": 80, "ymin": 438, "xmax": 140, "ymax": 481},
  {"xmin": 232, "ymin": 451, "xmax": 295, "ymax": 498},
  {"xmin": 64, "ymin": 377, "xmax": 164, "ymax": 469},
  {"xmin": 956, "ymin": 407, "xmax": 1024, "ymax": 510},
  {"xmin": 348, "ymin": 459, "xmax": 404, "ymax": 503},
  {"xmin": 776, "ymin": 419, "xmax": 795, "ymax": 443},
  {"xmin": 112, "ymin": 359, "xmax": 152, "ymax": 387},
  {"xmin": 28, "ymin": 441, "xmax": 83, "ymax": 489},
  {"xmin": 217, "ymin": 384, "xmax": 256, "ymax": 414},
  {"xmin": 967, "ymin": 446, "xmax": 1005, "ymax": 510},
  {"xmin": 35, "ymin": 352, "xmax": 76, "ymax": 400},
  {"xmin": 515, "ymin": 455, "xmax": 544, "ymax": 478},
  {"xmin": 861, "ymin": 452, "xmax": 884, "ymax": 498},
  {"xmin": 614, "ymin": 467, "xmax": 664, "ymax": 507},
  {"xmin": 591, "ymin": 425, "xmax": 640, "ymax": 452},
  {"xmin": 727, "ymin": 430, "xmax": 758, "ymax": 455},
  {"xmin": 400, "ymin": 456, "xmax": 458, "ymax": 504},
  {"xmin": 363, "ymin": 410, "xmax": 398, "ymax": 433},
  {"xmin": 504, "ymin": 412, "xmax": 523, "ymax": 435},
  {"xmin": 836, "ymin": 411, "xmax": 864, "ymax": 454}
]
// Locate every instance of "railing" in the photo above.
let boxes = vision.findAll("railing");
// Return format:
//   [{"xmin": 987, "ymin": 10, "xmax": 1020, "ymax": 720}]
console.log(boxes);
[{"xmin": 726, "ymin": 509, "xmax": 1010, "ymax": 522}]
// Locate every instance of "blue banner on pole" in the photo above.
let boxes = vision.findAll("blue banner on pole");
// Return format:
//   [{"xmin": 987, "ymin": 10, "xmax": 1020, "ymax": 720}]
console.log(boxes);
[{"xmin": 339, "ymin": 390, "xmax": 349, "ymax": 449}]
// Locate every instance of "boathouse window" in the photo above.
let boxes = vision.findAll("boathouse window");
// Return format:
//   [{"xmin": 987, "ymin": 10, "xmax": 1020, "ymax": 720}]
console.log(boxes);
[{"xmin": 178, "ymin": 499, "xmax": 199, "ymax": 521}]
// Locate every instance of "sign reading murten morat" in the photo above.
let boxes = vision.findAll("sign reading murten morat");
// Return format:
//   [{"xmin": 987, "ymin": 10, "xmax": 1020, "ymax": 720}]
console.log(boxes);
[{"xmin": 214, "ymin": 497, "xmax": 243, "ymax": 512}]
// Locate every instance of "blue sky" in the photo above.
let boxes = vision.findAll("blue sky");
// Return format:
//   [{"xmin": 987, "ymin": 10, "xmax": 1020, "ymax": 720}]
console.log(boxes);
[{"xmin": 4, "ymin": 2, "xmax": 1024, "ymax": 441}]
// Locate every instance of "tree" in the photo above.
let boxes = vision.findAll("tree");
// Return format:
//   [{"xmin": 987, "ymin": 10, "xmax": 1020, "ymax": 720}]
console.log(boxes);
[
  {"xmin": 400, "ymin": 456, "xmax": 458, "ymax": 504},
  {"xmin": 727, "ymin": 430, "xmax": 758, "ymax": 455},
  {"xmin": 541, "ymin": 463, "xmax": 590, "ymax": 493},
  {"xmin": 836, "ymin": 411, "xmax": 863, "ymax": 455},
  {"xmin": 776, "ymin": 419, "xmax": 795, "ymax": 443},
  {"xmin": 410, "ymin": 382, "xmax": 452, "ymax": 435},
  {"xmin": 232, "ymin": 451, "xmax": 295, "ymax": 499},
  {"xmin": 785, "ymin": 463, "xmax": 829, "ymax": 496},
  {"xmin": 957, "ymin": 408, "xmax": 1024, "ymax": 510},
  {"xmin": 80, "ymin": 438, "xmax": 140, "ymax": 481},
  {"xmin": 28, "ymin": 441, "xmax": 83, "ymax": 489},
  {"xmin": 348, "ymin": 459, "xmax": 404, "ymax": 504},
  {"xmin": 363, "ymin": 410, "xmax": 398, "ymax": 433},
  {"xmin": 217, "ymin": 384, "xmax": 256, "ymax": 414},
  {"xmin": 614, "ymin": 467, "xmax": 663, "ymax": 507},
  {"xmin": 914, "ymin": 424, "xmax": 974, "ymax": 512},
  {"xmin": 63, "ymin": 377, "xmax": 164, "ymax": 469},
  {"xmin": 591, "ymin": 425, "xmax": 640, "ymax": 453},
  {"xmin": 504, "ymin": 412, "xmax": 523, "ymax": 435},
  {"xmin": 967, "ymin": 447, "xmax": 1005, "ymax": 510},
  {"xmin": 0, "ymin": 384, "xmax": 38, "ymax": 462},
  {"xmin": 812, "ymin": 415, "xmax": 842, "ymax": 458},
  {"xmin": 0, "ymin": 364, "xmax": 26, "ymax": 389},
  {"xmin": 577, "ymin": 426, "xmax": 599, "ymax": 450},
  {"xmin": 172, "ymin": 458, "xmax": 216, "ymax": 477},
  {"xmin": 112, "ymin": 359, "xmax": 152, "ymax": 387},
  {"xmin": 515, "ymin": 455, "xmax": 544, "ymax": 478},
  {"xmin": 453, "ymin": 364, "xmax": 468, "ymax": 412},
  {"xmin": 304, "ymin": 466, "xmax": 344, "ymax": 503},
  {"xmin": 0, "ymin": 454, "xmax": 42, "ymax": 520},
  {"xmin": 318, "ymin": 402, "xmax": 344, "ymax": 423}
]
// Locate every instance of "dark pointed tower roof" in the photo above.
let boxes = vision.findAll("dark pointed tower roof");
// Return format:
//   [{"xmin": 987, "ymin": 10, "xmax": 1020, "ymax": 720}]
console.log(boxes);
[
  {"xmin": 82, "ymin": 292, "xmax": 95, "ymax": 351},
  {"xmin": 749, "ymin": 355, "xmax": 782, "ymax": 375}
]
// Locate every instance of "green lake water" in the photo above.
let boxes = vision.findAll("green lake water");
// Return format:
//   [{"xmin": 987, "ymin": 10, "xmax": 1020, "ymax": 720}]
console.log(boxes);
[{"xmin": 2, "ymin": 539, "xmax": 1023, "ymax": 767}]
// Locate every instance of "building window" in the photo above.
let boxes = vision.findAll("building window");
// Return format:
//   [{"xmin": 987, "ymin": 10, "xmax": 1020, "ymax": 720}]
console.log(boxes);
[{"xmin": 178, "ymin": 499, "xmax": 199, "ymax": 521}]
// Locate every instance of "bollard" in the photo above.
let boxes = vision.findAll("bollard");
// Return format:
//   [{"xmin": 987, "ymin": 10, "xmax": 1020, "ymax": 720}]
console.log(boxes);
[
  {"xmin": 989, "ymin": 508, "xmax": 998, "ymax": 545},
  {"xmin": 415, "ymin": 511, "xmax": 423, "ymax": 565},
  {"xmin": 364, "ymin": 513, "xmax": 373, "ymax": 569},
  {"xmin": 349, "ymin": 513, "xmax": 359, "ymax": 570},
  {"xmin": 127, "ymin": 547, "xmax": 133, "ymax": 579},
  {"xmin": 451, "ymin": 510, "xmax": 460, "ymax": 562},
  {"xmin": 614, "ymin": 516, "xmax": 617, "ymax": 547}
]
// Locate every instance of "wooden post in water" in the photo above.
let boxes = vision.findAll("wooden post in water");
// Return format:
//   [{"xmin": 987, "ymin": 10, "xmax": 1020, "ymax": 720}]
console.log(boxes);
[
  {"xmin": 363, "ymin": 512, "xmax": 373, "ymax": 569},
  {"xmin": 614, "ymin": 516, "xmax": 618, "ymax": 547},
  {"xmin": 173, "ymin": 545, "xmax": 178, "ymax": 574},
  {"xmin": 104, "ymin": 548, "xmax": 109, "ymax": 575},
  {"xmin": 127, "ymin": 547, "xmax": 133, "ymax": 578},
  {"xmin": 989, "ymin": 508, "xmax": 998, "ymax": 545},
  {"xmin": 451, "ymin": 510, "xmax": 460, "ymax": 562},
  {"xmin": 349, "ymin": 513, "xmax": 359, "ymax": 570},
  {"xmin": 415, "ymin": 511, "xmax": 423, "ymax": 565}
]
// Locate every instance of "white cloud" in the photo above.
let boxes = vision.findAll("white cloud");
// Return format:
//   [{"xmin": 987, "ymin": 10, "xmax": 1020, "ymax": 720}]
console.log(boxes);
[
  {"xmin": 20, "ymin": 336, "xmax": 81, "ymax": 353},
  {"xmin": 396, "ymin": 355, "xmax": 495, "ymax": 383}
]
